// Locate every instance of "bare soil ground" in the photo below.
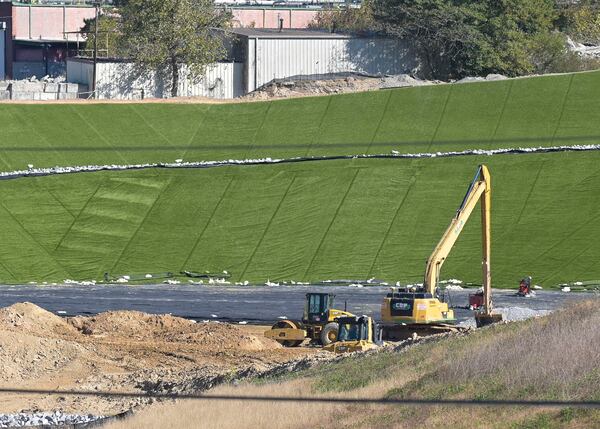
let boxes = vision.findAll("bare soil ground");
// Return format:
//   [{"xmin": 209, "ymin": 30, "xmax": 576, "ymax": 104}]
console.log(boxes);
[
  {"xmin": 0, "ymin": 74, "xmax": 436, "ymax": 104},
  {"xmin": 0, "ymin": 303, "xmax": 316, "ymax": 416},
  {"xmin": 242, "ymin": 74, "xmax": 435, "ymax": 100}
]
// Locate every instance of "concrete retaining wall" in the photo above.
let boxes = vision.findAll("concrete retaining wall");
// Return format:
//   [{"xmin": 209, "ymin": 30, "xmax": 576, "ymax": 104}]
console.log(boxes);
[{"xmin": 0, "ymin": 80, "xmax": 87, "ymax": 100}]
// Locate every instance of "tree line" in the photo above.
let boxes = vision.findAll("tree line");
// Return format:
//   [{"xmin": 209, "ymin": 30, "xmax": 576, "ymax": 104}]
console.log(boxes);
[
  {"xmin": 83, "ymin": 0, "xmax": 600, "ymax": 96},
  {"xmin": 312, "ymin": 0, "xmax": 600, "ymax": 79}
]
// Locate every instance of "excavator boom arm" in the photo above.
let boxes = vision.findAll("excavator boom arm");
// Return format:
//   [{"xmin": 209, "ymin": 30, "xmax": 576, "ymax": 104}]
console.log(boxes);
[{"xmin": 423, "ymin": 165, "xmax": 492, "ymax": 314}]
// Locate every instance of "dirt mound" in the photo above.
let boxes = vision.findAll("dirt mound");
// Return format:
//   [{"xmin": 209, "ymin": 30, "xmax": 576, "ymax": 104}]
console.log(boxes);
[
  {"xmin": 68, "ymin": 311, "xmax": 280, "ymax": 351},
  {"xmin": 243, "ymin": 74, "xmax": 439, "ymax": 100},
  {"xmin": 68, "ymin": 311, "xmax": 196, "ymax": 339},
  {"xmin": 0, "ymin": 330, "xmax": 85, "ymax": 382},
  {"xmin": 168, "ymin": 322, "xmax": 280, "ymax": 351},
  {"xmin": 0, "ymin": 302, "xmax": 75, "ymax": 337}
]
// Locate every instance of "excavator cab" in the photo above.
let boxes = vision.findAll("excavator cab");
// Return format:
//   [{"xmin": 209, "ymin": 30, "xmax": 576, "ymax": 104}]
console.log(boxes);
[
  {"xmin": 381, "ymin": 289, "xmax": 456, "ymax": 340},
  {"xmin": 382, "ymin": 289, "xmax": 454, "ymax": 324},
  {"xmin": 323, "ymin": 315, "xmax": 381, "ymax": 354}
]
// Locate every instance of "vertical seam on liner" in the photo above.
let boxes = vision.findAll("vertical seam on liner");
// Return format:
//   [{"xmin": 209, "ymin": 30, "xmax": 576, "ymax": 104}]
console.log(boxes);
[
  {"xmin": 108, "ymin": 176, "xmax": 173, "ymax": 274},
  {"xmin": 69, "ymin": 106, "xmax": 129, "ymax": 164},
  {"xmin": 533, "ymin": 211, "xmax": 600, "ymax": 260},
  {"xmin": 550, "ymin": 74, "xmax": 575, "ymax": 146},
  {"xmin": 239, "ymin": 175, "xmax": 296, "ymax": 279},
  {"xmin": 243, "ymin": 101, "xmax": 272, "ymax": 159},
  {"xmin": 513, "ymin": 160, "xmax": 545, "ymax": 227},
  {"xmin": 179, "ymin": 176, "xmax": 235, "ymax": 271},
  {"xmin": 365, "ymin": 90, "xmax": 393, "ymax": 155},
  {"xmin": 7, "ymin": 106, "xmax": 69, "ymax": 168},
  {"xmin": 541, "ymin": 239, "xmax": 596, "ymax": 285},
  {"xmin": 181, "ymin": 104, "xmax": 212, "ymax": 160},
  {"xmin": 54, "ymin": 182, "xmax": 104, "ymax": 251},
  {"xmin": 303, "ymin": 169, "xmax": 360, "ymax": 280},
  {"xmin": 304, "ymin": 95, "xmax": 333, "ymax": 157},
  {"xmin": 366, "ymin": 169, "xmax": 417, "ymax": 279},
  {"xmin": 0, "ymin": 199, "xmax": 73, "ymax": 277},
  {"xmin": 489, "ymin": 80, "xmax": 514, "ymax": 145},
  {"xmin": 43, "ymin": 185, "xmax": 77, "ymax": 219},
  {"xmin": 129, "ymin": 105, "xmax": 174, "ymax": 147},
  {"xmin": 426, "ymin": 85, "xmax": 453, "ymax": 152}
]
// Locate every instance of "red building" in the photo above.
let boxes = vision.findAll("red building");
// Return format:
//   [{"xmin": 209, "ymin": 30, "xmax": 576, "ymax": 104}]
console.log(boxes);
[
  {"xmin": 229, "ymin": 6, "xmax": 320, "ymax": 30},
  {"xmin": 0, "ymin": 2, "xmax": 96, "ymax": 79},
  {"xmin": 0, "ymin": 2, "xmax": 323, "ymax": 80}
]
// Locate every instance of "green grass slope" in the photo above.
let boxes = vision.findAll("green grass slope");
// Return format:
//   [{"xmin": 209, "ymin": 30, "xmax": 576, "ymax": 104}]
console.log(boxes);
[
  {"xmin": 0, "ymin": 151, "xmax": 599, "ymax": 285},
  {"xmin": 0, "ymin": 71, "xmax": 600, "ymax": 284},
  {"xmin": 0, "ymin": 72, "xmax": 599, "ymax": 170}
]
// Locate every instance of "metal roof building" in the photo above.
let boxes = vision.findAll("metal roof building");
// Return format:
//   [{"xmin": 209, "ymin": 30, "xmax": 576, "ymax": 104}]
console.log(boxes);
[
  {"xmin": 228, "ymin": 28, "xmax": 417, "ymax": 93},
  {"xmin": 66, "ymin": 29, "xmax": 417, "ymax": 100}
]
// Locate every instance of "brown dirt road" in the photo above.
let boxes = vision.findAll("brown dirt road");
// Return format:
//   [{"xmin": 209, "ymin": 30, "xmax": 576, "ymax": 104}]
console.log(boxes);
[{"xmin": 0, "ymin": 303, "xmax": 316, "ymax": 416}]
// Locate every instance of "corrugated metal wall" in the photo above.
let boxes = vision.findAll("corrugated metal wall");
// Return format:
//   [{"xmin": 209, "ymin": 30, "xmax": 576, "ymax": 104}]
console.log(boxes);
[
  {"xmin": 178, "ymin": 63, "xmax": 244, "ymax": 98},
  {"xmin": 66, "ymin": 60, "xmax": 244, "ymax": 100},
  {"xmin": 66, "ymin": 58, "xmax": 93, "ymax": 94},
  {"xmin": 65, "ymin": 37, "xmax": 416, "ymax": 98},
  {"xmin": 252, "ymin": 37, "xmax": 417, "ymax": 91},
  {"xmin": 0, "ymin": 27, "xmax": 5, "ymax": 80}
]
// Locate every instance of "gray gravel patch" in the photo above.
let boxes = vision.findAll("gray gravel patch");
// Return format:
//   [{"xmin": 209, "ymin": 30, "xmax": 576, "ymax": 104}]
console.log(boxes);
[{"xmin": 0, "ymin": 412, "xmax": 103, "ymax": 428}]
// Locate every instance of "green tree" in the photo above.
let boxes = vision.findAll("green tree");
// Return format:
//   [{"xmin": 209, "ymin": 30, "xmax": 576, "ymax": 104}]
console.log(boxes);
[
  {"xmin": 119, "ymin": 0, "xmax": 230, "ymax": 97},
  {"xmin": 563, "ymin": 1, "xmax": 600, "ymax": 44},
  {"xmin": 372, "ymin": 0, "xmax": 563, "ymax": 79},
  {"xmin": 81, "ymin": 12, "xmax": 123, "ymax": 58},
  {"xmin": 309, "ymin": 1, "xmax": 376, "ymax": 35},
  {"xmin": 372, "ymin": 0, "xmax": 492, "ymax": 78},
  {"xmin": 486, "ymin": 0, "xmax": 560, "ymax": 75}
]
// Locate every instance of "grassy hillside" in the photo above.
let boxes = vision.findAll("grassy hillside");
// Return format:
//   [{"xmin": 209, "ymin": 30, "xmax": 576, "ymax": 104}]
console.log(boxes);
[
  {"xmin": 0, "ymin": 151, "xmax": 599, "ymax": 285},
  {"xmin": 0, "ymin": 72, "xmax": 600, "ymax": 284},
  {"xmin": 106, "ymin": 301, "xmax": 600, "ymax": 429},
  {"xmin": 0, "ymin": 72, "xmax": 599, "ymax": 169}
]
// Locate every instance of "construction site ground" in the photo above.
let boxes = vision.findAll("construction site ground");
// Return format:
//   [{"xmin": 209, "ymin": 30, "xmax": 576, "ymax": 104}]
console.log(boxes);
[
  {"xmin": 0, "ymin": 288, "xmax": 595, "ymax": 419},
  {"xmin": 0, "ymin": 302, "xmax": 315, "ymax": 417}
]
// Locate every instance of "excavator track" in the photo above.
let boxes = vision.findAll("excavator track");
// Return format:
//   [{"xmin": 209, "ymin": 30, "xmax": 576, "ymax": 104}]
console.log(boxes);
[{"xmin": 381, "ymin": 323, "xmax": 467, "ymax": 341}]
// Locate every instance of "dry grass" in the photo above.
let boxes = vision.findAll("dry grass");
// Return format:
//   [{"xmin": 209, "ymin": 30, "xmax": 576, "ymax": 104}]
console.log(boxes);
[
  {"xmin": 438, "ymin": 301, "xmax": 600, "ymax": 400},
  {"xmin": 107, "ymin": 301, "xmax": 600, "ymax": 429},
  {"xmin": 104, "ymin": 379, "xmax": 345, "ymax": 429}
]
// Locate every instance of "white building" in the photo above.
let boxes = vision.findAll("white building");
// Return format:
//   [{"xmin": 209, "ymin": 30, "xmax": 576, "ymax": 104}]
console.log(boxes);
[
  {"xmin": 66, "ymin": 29, "xmax": 417, "ymax": 99},
  {"xmin": 231, "ymin": 28, "xmax": 417, "ymax": 94}
]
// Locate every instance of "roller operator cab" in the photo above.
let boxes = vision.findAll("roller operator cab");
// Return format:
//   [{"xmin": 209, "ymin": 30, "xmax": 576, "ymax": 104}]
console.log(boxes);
[
  {"xmin": 323, "ymin": 315, "xmax": 382, "ymax": 354},
  {"xmin": 303, "ymin": 293, "xmax": 350, "ymax": 324}
]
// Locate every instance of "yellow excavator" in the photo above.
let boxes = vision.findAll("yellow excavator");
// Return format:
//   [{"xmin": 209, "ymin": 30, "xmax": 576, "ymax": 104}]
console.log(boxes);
[
  {"xmin": 381, "ymin": 164, "xmax": 502, "ymax": 340},
  {"xmin": 264, "ymin": 292, "xmax": 355, "ymax": 346}
]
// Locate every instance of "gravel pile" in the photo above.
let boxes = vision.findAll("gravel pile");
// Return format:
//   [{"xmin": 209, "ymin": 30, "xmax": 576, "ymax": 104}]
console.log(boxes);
[
  {"xmin": 567, "ymin": 36, "xmax": 600, "ymax": 59},
  {"xmin": 0, "ymin": 412, "xmax": 103, "ymax": 427},
  {"xmin": 497, "ymin": 306, "xmax": 551, "ymax": 321},
  {"xmin": 459, "ymin": 306, "xmax": 551, "ymax": 328}
]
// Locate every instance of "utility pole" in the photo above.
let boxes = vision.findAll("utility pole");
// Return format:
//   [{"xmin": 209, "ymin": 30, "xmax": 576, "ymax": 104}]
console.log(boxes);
[{"xmin": 92, "ymin": 1, "xmax": 100, "ymax": 99}]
